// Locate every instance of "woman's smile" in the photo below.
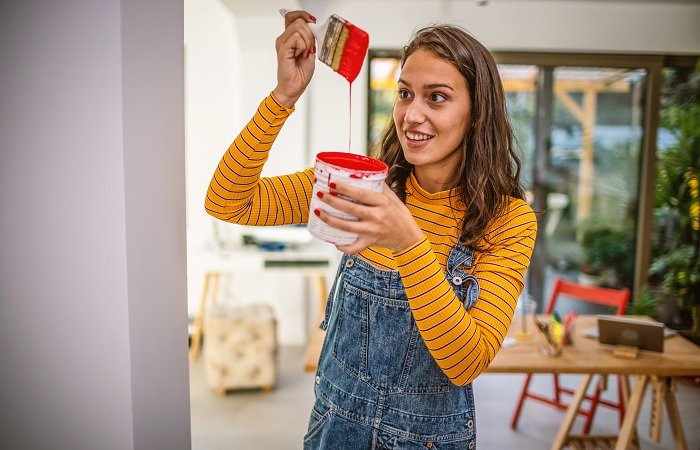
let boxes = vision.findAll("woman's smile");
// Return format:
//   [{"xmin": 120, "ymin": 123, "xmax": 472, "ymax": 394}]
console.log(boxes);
[{"xmin": 404, "ymin": 130, "xmax": 435, "ymax": 147}]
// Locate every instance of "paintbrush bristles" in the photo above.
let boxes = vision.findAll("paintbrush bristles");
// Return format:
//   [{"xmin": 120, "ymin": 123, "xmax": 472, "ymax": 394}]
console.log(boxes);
[
  {"xmin": 318, "ymin": 15, "xmax": 344, "ymax": 67},
  {"xmin": 331, "ymin": 26, "xmax": 350, "ymax": 70}
]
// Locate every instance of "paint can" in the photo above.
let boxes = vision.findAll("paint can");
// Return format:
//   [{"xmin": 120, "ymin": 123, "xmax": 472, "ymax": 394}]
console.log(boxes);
[{"xmin": 308, "ymin": 152, "xmax": 388, "ymax": 245}]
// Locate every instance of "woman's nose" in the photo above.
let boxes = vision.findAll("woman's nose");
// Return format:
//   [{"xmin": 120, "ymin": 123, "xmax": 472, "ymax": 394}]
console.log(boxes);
[{"xmin": 403, "ymin": 99, "xmax": 426, "ymax": 124}]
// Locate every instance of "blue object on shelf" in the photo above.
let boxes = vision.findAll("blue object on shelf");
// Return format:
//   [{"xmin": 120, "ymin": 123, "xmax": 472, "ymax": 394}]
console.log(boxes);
[{"xmin": 258, "ymin": 242, "xmax": 286, "ymax": 252}]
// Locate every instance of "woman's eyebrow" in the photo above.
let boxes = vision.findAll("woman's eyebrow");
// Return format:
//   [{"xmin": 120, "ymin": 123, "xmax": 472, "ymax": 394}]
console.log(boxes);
[
  {"xmin": 397, "ymin": 79, "xmax": 455, "ymax": 91},
  {"xmin": 424, "ymin": 83, "xmax": 454, "ymax": 91}
]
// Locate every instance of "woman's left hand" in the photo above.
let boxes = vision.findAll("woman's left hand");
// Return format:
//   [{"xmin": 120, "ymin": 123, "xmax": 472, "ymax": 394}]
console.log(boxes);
[{"xmin": 314, "ymin": 181, "xmax": 424, "ymax": 254}]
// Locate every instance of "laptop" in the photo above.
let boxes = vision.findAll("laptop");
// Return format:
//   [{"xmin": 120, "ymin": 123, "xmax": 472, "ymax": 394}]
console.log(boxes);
[{"xmin": 595, "ymin": 315, "xmax": 667, "ymax": 353}]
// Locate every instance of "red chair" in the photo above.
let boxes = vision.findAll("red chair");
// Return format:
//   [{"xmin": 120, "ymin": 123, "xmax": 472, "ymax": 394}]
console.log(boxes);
[{"xmin": 510, "ymin": 276, "xmax": 631, "ymax": 434}]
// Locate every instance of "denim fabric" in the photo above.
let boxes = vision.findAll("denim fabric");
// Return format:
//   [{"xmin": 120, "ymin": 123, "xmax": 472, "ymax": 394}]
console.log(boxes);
[{"xmin": 307, "ymin": 245, "xmax": 480, "ymax": 450}]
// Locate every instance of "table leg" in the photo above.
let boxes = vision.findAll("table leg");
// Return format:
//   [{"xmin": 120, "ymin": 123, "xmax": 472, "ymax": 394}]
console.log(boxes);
[
  {"xmin": 615, "ymin": 375, "xmax": 649, "ymax": 450},
  {"xmin": 619, "ymin": 375, "xmax": 640, "ymax": 448},
  {"xmin": 189, "ymin": 272, "xmax": 219, "ymax": 362},
  {"xmin": 649, "ymin": 376, "xmax": 665, "ymax": 442},
  {"xmin": 551, "ymin": 374, "xmax": 593, "ymax": 450},
  {"xmin": 303, "ymin": 274, "xmax": 328, "ymax": 373},
  {"xmin": 663, "ymin": 377, "xmax": 688, "ymax": 450},
  {"xmin": 210, "ymin": 272, "xmax": 220, "ymax": 305},
  {"xmin": 314, "ymin": 275, "xmax": 328, "ymax": 311}
]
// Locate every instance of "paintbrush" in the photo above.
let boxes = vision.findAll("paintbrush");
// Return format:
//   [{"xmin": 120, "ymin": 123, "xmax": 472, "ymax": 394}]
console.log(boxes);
[{"xmin": 279, "ymin": 9, "xmax": 369, "ymax": 83}]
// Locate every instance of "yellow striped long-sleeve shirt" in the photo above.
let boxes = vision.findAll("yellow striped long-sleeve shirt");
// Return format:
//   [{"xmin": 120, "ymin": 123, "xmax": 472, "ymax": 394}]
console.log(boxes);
[{"xmin": 205, "ymin": 94, "xmax": 537, "ymax": 386}]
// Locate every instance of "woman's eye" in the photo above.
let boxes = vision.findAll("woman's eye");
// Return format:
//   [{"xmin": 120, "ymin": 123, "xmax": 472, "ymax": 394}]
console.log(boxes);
[
  {"xmin": 430, "ymin": 93, "xmax": 446, "ymax": 103},
  {"xmin": 397, "ymin": 89, "xmax": 411, "ymax": 100}
]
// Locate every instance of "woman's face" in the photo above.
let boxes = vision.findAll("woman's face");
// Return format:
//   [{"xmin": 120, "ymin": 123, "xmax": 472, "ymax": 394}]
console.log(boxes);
[{"xmin": 393, "ymin": 49, "xmax": 471, "ymax": 192}]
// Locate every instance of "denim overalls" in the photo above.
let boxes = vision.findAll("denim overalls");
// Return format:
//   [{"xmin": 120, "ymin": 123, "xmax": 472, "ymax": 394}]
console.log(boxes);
[{"xmin": 305, "ymin": 244, "xmax": 481, "ymax": 450}]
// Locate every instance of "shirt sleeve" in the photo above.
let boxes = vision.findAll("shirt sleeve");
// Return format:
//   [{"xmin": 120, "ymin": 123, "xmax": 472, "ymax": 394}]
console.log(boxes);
[
  {"xmin": 204, "ymin": 93, "xmax": 315, "ymax": 226},
  {"xmin": 393, "ymin": 199, "xmax": 537, "ymax": 385}
]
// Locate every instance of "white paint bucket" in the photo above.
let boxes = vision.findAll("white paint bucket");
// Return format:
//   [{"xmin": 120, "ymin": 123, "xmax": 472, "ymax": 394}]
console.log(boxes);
[{"xmin": 308, "ymin": 152, "xmax": 388, "ymax": 245}]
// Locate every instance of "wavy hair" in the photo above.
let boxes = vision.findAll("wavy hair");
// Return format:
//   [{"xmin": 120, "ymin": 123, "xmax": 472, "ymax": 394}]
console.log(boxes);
[{"xmin": 379, "ymin": 25, "xmax": 525, "ymax": 248}]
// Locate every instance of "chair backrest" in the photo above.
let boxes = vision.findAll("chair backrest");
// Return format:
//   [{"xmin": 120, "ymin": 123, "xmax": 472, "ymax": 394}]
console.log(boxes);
[{"xmin": 545, "ymin": 276, "xmax": 630, "ymax": 315}]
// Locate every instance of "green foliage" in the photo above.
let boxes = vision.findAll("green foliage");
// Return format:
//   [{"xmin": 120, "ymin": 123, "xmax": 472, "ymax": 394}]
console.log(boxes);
[
  {"xmin": 628, "ymin": 288, "xmax": 660, "ymax": 319},
  {"xmin": 649, "ymin": 245, "xmax": 700, "ymax": 312},
  {"xmin": 651, "ymin": 62, "xmax": 700, "ymax": 332},
  {"xmin": 580, "ymin": 222, "xmax": 635, "ymax": 289},
  {"xmin": 656, "ymin": 103, "xmax": 700, "ymax": 225}
]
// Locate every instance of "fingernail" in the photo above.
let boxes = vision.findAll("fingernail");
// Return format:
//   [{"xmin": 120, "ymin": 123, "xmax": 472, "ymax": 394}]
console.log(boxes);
[
  {"xmin": 329, "ymin": 182, "xmax": 336, "ymax": 189},
  {"xmin": 310, "ymin": 15, "xmax": 317, "ymax": 21},
  {"xmin": 313, "ymin": 209, "xmax": 321, "ymax": 216},
  {"xmin": 316, "ymin": 191, "xmax": 324, "ymax": 198},
  {"xmin": 330, "ymin": 190, "xmax": 337, "ymax": 196}
]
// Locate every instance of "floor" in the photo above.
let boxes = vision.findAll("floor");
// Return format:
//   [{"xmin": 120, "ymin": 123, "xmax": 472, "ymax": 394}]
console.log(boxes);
[{"xmin": 190, "ymin": 346, "xmax": 700, "ymax": 449}]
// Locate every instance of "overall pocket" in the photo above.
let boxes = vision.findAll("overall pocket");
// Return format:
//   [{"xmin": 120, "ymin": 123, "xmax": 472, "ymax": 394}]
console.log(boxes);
[
  {"xmin": 303, "ymin": 398, "xmax": 333, "ymax": 445},
  {"xmin": 332, "ymin": 280, "xmax": 451, "ymax": 391}
]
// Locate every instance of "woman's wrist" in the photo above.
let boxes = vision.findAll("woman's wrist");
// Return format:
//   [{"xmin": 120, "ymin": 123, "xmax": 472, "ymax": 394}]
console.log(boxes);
[
  {"xmin": 390, "ymin": 228, "xmax": 425, "ymax": 254},
  {"xmin": 271, "ymin": 87, "xmax": 299, "ymax": 109}
]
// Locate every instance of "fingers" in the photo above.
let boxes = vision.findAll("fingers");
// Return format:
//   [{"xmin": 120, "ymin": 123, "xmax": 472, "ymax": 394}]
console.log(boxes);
[
  {"xmin": 313, "ymin": 203, "xmax": 366, "ymax": 234},
  {"xmin": 280, "ymin": 10, "xmax": 316, "ymax": 57},
  {"xmin": 325, "ymin": 180, "xmax": 385, "ymax": 206},
  {"xmin": 273, "ymin": 12, "xmax": 317, "ymax": 108},
  {"xmin": 313, "ymin": 180, "xmax": 391, "ymax": 228},
  {"xmin": 282, "ymin": 10, "xmax": 316, "ymax": 28},
  {"xmin": 276, "ymin": 19, "xmax": 315, "ymax": 58},
  {"xmin": 313, "ymin": 208, "xmax": 372, "ymax": 255},
  {"xmin": 315, "ymin": 190, "xmax": 367, "ymax": 219},
  {"xmin": 312, "ymin": 179, "xmax": 424, "ymax": 253}
]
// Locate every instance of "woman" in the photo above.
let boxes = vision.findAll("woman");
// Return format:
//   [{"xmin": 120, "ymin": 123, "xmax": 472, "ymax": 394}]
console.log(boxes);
[{"xmin": 205, "ymin": 10, "xmax": 537, "ymax": 449}]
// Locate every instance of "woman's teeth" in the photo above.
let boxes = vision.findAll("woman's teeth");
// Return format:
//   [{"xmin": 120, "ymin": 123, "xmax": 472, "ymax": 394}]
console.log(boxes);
[{"xmin": 406, "ymin": 131, "xmax": 433, "ymax": 141}]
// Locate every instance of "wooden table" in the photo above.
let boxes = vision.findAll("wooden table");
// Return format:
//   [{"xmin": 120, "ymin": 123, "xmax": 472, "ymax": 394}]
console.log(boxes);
[{"xmin": 488, "ymin": 315, "xmax": 700, "ymax": 450}]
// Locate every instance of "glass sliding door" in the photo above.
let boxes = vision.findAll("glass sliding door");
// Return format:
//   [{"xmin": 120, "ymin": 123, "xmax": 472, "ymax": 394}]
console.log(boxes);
[
  {"xmin": 497, "ymin": 61, "xmax": 650, "ymax": 303},
  {"xmin": 547, "ymin": 67, "xmax": 646, "ymax": 291},
  {"xmin": 499, "ymin": 65, "xmax": 538, "ymax": 188}
]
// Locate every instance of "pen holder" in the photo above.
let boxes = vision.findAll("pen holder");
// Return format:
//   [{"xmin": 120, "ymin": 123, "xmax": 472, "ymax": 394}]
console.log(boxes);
[
  {"xmin": 533, "ymin": 317, "xmax": 563, "ymax": 357},
  {"xmin": 540, "ymin": 340, "xmax": 562, "ymax": 357}
]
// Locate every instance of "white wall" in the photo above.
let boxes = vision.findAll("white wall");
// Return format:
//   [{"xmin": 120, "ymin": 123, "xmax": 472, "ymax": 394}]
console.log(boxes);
[
  {"xmin": 185, "ymin": 0, "xmax": 320, "ymax": 345},
  {"xmin": 185, "ymin": 0, "xmax": 241, "ymax": 251},
  {"xmin": 0, "ymin": 1, "xmax": 190, "ymax": 449}
]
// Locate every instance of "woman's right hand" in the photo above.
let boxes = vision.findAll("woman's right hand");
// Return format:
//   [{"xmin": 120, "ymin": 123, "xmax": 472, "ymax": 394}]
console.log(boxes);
[{"xmin": 272, "ymin": 10, "xmax": 316, "ymax": 108}]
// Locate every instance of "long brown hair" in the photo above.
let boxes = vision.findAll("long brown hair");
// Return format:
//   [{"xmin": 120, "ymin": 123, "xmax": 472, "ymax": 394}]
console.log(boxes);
[{"xmin": 379, "ymin": 25, "xmax": 524, "ymax": 248}]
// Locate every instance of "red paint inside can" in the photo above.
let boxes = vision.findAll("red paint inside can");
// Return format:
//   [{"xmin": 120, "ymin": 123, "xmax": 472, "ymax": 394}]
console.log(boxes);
[{"xmin": 317, "ymin": 152, "xmax": 388, "ymax": 174}]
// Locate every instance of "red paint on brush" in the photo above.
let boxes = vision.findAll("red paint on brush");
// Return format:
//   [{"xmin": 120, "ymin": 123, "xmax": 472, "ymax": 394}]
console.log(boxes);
[{"xmin": 337, "ymin": 22, "xmax": 369, "ymax": 83}]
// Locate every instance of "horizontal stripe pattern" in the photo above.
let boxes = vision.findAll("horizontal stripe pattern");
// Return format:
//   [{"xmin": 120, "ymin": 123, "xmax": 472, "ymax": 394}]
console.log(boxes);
[
  {"xmin": 205, "ymin": 94, "xmax": 537, "ymax": 387},
  {"xmin": 204, "ymin": 94, "xmax": 315, "ymax": 226},
  {"xmin": 393, "ymin": 196, "xmax": 536, "ymax": 386}
]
